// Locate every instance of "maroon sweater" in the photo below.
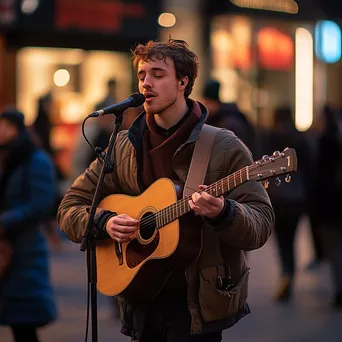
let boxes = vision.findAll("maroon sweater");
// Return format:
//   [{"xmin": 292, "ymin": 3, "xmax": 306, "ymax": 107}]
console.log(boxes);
[{"xmin": 141, "ymin": 105, "xmax": 200, "ymax": 188}]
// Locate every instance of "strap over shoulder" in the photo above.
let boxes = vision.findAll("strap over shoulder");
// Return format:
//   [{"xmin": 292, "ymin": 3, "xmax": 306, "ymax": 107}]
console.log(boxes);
[{"xmin": 183, "ymin": 124, "xmax": 221, "ymax": 198}]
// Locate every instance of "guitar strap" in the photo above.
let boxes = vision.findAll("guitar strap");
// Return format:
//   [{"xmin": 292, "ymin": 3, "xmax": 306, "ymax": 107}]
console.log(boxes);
[
  {"xmin": 183, "ymin": 124, "xmax": 221, "ymax": 198},
  {"xmin": 183, "ymin": 124, "xmax": 227, "ymax": 268}
]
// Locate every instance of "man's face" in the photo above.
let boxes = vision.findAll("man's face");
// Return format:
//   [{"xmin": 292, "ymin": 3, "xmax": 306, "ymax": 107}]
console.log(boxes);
[
  {"xmin": 137, "ymin": 57, "xmax": 181, "ymax": 115},
  {"xmin": 0, "ymin": 118, "xmax": 19, "ymax": 145}
]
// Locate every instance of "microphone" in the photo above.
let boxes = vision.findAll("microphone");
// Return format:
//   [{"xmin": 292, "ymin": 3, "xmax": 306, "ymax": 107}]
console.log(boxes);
[{"xmin": 89, "ymin": 92, "xmax": 145, "ymax": 117}]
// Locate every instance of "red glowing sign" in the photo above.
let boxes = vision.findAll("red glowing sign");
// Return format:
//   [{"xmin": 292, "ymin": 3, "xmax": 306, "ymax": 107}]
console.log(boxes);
[
  {"xmin": 257, "ymin": 27, "xmax": 294, "ymax": 70},
  {"xmin": 55, "ymin": 0, "xmax": 146, "ymax": 33}
]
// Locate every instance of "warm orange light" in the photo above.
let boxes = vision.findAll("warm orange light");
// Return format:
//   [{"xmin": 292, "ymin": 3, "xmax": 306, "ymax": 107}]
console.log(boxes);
[
  {"xmin": 257, "ymin": 27, "xmax": 294, "ymax": 70},
  {"xmin": 231, "ymin": 17, "xmax": 252, "ymax": 70},
  {"xmin": 158, "ymin": 13, "xmax": 176, "ymax": 28},
  {"xmin": 231, "ymin": 0, "xmax": 298, "ymax": 14},
  {"xmin": 295, "ymin": 28, "xmax": 313, "ymax": 131}
]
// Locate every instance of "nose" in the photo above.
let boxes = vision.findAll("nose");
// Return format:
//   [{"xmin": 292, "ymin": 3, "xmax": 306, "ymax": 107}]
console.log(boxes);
[{"xmin": 142, "ymin": 75, "xmax": 152, "ymax": 89}]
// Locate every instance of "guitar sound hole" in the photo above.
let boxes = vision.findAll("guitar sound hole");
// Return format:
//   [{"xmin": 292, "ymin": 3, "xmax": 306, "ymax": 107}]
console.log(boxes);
[{"xmin": 139, "ymin": 212, "xmax": 156, "ymax": 240}]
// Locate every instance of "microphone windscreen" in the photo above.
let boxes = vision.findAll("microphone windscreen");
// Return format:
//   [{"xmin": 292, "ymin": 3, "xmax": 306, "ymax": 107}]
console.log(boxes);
[{"xmin": 130, "ymin": 93, "xmax": 145, "ymax": 107}]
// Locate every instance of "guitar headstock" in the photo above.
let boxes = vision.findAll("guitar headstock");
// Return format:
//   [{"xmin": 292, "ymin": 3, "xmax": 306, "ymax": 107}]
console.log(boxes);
[{"xmin": 249, "ymin": 148, "xmax": 297, "ymax": 182}]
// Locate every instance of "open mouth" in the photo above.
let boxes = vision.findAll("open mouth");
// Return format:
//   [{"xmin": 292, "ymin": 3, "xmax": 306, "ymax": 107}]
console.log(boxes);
[{"xmin": 145, "ymin": 94, "xmax": 155, "ymax": 102}]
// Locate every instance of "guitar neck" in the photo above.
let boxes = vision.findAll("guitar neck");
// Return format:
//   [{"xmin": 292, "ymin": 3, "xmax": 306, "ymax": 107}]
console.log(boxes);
[{"xmin": 155, "ymin": 166, "xmax": 249, "ymax": 229}]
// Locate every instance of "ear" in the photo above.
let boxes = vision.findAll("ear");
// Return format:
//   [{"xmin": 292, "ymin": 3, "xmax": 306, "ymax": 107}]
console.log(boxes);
[{"xmin": 179, "ymin": 77, "xmax": 188, "ymax": 90}]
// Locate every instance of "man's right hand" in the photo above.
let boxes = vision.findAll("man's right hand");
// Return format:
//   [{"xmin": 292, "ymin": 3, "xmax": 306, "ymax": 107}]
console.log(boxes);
[{"xmin": 105, "ymin": 214, "xmax": 139, "ymax": 243}]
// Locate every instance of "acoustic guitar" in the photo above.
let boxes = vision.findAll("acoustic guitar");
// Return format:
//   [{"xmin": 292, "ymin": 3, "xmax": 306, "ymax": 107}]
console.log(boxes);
[{"xmin": 96, "ymin": 147, "xmax": 297, "ymax": 303}]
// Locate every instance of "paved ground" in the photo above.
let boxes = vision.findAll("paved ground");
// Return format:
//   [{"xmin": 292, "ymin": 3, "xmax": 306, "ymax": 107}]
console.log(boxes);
[{"xmin": 1, "ymin": 216, "xmax": 342, "ymax": 342}]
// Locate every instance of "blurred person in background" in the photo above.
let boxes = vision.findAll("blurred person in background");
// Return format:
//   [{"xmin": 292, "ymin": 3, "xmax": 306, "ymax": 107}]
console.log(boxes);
[
  {"xmin": 0, "ymin": 109, "xmax": 57, "ymax": 342},
  {"xmin": 71, "ymin": 78, "xmax": 117, "ymax": 178},
  {"xmin": 201, "ymin": 79, "xmax": 258, "ymax": 157},
  {"xmin": 89, "ymin": 78, "xmax": 118, "ymax": 166},
  {"xmin": 58, "ymin": 38, "xmax": 274, "ymax": 342},
  {"xmin": 95, "ymin": 78, "xmax": 117, "ymax": 111},
  {"xmin": 261, "ymin": 106, "xmax": 312, "ymax": 302},
  {"xmin": 33, "ymin": 92, "xmax": 54, "ymax": 155},
  {"xmin": 303, "ymin": 112, "xmax": 326, "ymax": 271},
  {"xmin": 311, "ymin": 105, "xmax": 342, "ymax": 307},
  {"xmin": 71, "ymin": 78, "xmax": 141, "ymax": 179},
  {"xmin": 32, "ymin": 92, "xmax": 64, "ymax": 250}
]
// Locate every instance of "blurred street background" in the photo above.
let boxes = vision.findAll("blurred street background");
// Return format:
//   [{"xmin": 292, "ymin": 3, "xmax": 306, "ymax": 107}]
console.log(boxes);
[{"xmin": 1, "ymin": 0, "xmax": 342, "ymax": 341}]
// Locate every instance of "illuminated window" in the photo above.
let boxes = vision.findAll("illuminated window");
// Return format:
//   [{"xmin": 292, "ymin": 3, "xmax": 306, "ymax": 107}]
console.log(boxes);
[{"xmin": 315, "ymin": 20, "xmax": 341, "ymax": 64}]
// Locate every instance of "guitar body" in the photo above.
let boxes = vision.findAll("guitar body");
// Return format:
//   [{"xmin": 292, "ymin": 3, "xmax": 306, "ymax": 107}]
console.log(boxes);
[{"xmin": 96, "ymin": 178, "xmax": 201, "ymax": 304}]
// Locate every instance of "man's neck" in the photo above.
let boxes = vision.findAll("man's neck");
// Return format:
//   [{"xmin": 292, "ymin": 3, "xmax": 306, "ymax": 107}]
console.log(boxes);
[{"xmin": 154, "ymin": 100, "xmax": 189, "ymax": 130}]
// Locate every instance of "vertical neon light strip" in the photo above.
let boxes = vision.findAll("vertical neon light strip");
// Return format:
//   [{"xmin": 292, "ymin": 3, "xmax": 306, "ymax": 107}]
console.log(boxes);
[{"xmin": 295, "ymin": 28, "xmax": 313, "ymax": 131}]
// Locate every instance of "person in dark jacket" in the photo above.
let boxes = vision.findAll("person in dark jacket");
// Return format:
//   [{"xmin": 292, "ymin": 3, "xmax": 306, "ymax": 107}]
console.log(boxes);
[
  {"xmin": 311, "ymin": 105, "xmax": 342, "ymax": 307},
  {"xmin": 0, "ymin": 109, "xmax": 57, "ymax": 342},
  {"xmin": 32, "ymin": 92, "xmax": 64, "ymax": 249},
  {"xmin": 261, "ymin": 106, "xmax": 312, "ymax": 302},
  {"xmin": 33, "ymin": 92, "xmax": 54, "ymax": 155},
  {"xmin": 71, "ymin": 79, "xmax": 117, "ymax": 178},
  {"xmin": 202, "ymin": 79, "xmax": 258, "ymax": 157}
]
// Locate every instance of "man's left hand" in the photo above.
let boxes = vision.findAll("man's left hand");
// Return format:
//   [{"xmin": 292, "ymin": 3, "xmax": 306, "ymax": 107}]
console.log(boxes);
[{"xmin": 189, "ymin": 185, "xmax": 225, "ymax": 219}]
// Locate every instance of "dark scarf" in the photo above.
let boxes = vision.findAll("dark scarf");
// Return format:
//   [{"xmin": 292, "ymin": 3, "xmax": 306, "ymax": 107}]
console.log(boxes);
[
  {"xmin": 141, "ymin": 104, "xmax": 200, "ymax": 188},
  {"xmin": 0, "ymin": 130, "xmax": 37, "ymax": 211}
]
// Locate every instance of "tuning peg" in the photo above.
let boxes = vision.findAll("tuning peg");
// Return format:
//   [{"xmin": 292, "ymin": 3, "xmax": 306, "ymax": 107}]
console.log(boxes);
[
  {"xmin": 285, "ymin": 174, "xmax": 292, "ymax": 183},
  {"xmin": 264, "ymin": 180, "xmax": 269, "ymax": 189},
  {"xmin": 262, "ymin": 155, "xmax": 269, "ymax": 161},
  {"xmin": 273, "ymin": 151, "xmax": 280, "ymax": 156},
  {"xmin": 275, "ymin": 177, "xmax": 281, "ymax": 186}
]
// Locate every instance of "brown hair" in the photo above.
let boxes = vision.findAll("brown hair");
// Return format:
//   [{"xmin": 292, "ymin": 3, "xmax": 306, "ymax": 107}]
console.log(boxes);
[{"xmin": 132, "ymin": 38, "xmax": 199, "ymax": 99}]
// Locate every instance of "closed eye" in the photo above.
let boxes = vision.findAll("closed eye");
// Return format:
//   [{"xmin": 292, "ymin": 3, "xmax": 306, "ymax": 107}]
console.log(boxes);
[{"xmin": 137, "ymin": 70, "xmax": 145, "ymax": 81}]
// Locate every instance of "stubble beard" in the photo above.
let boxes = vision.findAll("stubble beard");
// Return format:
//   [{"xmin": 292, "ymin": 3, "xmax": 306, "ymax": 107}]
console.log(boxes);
[{"xmin": 146, "ymin": 96, "xmax": 177, "ymax": 116}]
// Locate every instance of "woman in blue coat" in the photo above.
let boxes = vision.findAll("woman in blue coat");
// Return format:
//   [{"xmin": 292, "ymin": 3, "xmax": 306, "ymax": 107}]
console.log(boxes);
[{"xmin": 0, "ymin": 109, "xmax": 57, "ymax": 342}]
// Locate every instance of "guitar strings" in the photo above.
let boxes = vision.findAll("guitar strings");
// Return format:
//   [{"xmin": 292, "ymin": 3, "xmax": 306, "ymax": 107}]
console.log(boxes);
[
  {"xmin": 142, "ymin": 149, "xmax": 290, "ymax": 229},
  {"xmin": 138, "ymin": 172, "xmax": 247, "ymax": 232},
  {"xmin": 130, "ymin": 148, "xmax": 290, "ymax": 233},
  {"xmin": 137, "ymin": 166, "xmax": 250, "ymax": 232},
  {"xmin": 147, "ymin": 152, "xmax": 289, "ymax": 230},
  {"xmin": 138, "ymin": 166, "xmax": 250, "ymax": 230}
]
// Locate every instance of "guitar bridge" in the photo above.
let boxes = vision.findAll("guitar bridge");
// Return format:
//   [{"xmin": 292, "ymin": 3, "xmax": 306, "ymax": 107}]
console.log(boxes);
[{"xmin": 115, "ymin": 242, "xmax": 123, "ymax": 265}]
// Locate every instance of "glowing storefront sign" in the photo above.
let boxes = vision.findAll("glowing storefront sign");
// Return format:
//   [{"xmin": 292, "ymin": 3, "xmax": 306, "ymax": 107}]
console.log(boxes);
[
  {"xmin": 230, "ymin": 0, "xmax": 298, "ymax": 14},
  {"xmin": 315, "ymin": 20, "xmax": 341, "ymax": 64},
  {"xmin": 257, "ymin": 27, "xmax": 293, "ymax": 70}
]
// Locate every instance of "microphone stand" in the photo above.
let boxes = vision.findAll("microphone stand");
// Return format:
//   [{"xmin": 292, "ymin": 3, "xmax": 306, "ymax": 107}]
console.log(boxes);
[{"xmin": 80, "ymin": 112, "xmax": 124, "ymax": 342}]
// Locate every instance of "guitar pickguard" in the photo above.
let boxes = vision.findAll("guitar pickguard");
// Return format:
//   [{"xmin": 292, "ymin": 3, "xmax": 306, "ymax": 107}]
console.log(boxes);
[{"xmin": 126, "ymin": 232, "xmax": 160, "ymax": 268}]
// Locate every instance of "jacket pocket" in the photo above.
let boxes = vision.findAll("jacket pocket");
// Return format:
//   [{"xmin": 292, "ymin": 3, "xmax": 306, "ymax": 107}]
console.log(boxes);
[{"xmin": 198, "ymin": 266, "xmax": 250, "ymax": 323}]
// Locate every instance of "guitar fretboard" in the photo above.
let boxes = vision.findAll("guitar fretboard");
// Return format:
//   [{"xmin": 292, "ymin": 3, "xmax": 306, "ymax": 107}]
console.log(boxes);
[{"xmin": 153, "ymin": 166, "xmax": 249, "ymax": 229}]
